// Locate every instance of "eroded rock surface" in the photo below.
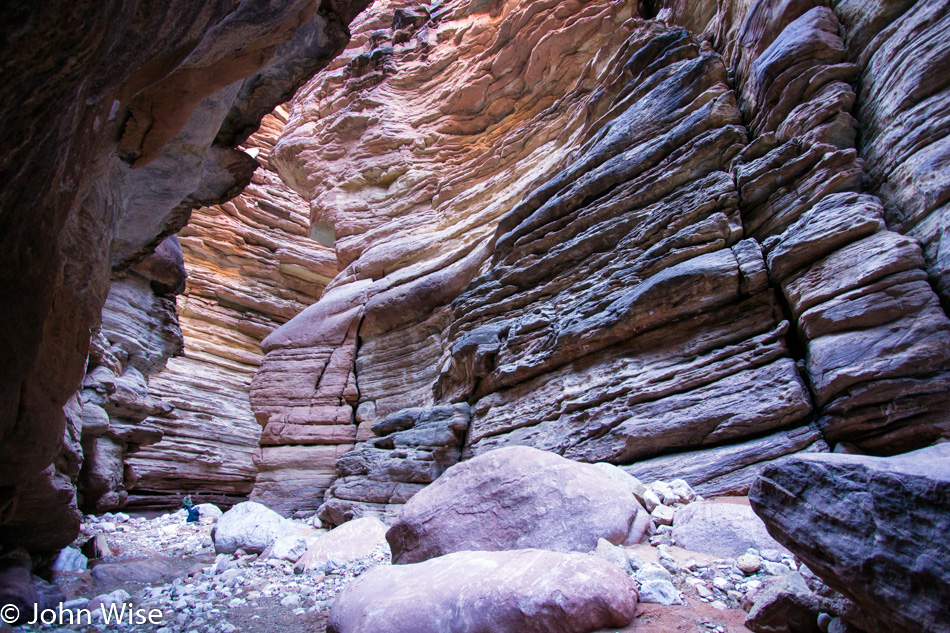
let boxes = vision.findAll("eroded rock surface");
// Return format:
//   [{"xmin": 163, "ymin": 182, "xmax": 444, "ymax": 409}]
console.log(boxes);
[
  {"xmin": 0, "ymin": 0, "xmax": 370, "ymax": 551},
  {"xmin": 125, "ymin": 110, "xmax": 336, "ymax": 510},
  {"xmin": 387, "ymin": 446, "xmax": 647, "ymax": 565},
  {"xmin": 247, "ymin": 0, "xmax": 950, "ymax": 525},
  {"xmin": 327, "ymin": 549, "xmax": 638, "ymax": 633},
  {"xmin": 252, "ymin": 0, "xmax": 831, "ymax": 521},
  {"xmin": 749, "ymin": 444, "xmax": 950, "ymax": 633}
]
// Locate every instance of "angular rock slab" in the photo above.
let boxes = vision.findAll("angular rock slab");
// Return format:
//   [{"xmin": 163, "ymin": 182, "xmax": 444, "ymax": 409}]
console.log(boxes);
[
  {"xmin": 672, "ymin": 501, "xmax": 788, "ymax": 558},
  {"xmin": 387, "ymin": 446, "xmax": 647, "ymax": 564},
  {"xmin": 327, "ymin": 549, "xmax": 637, "ymax": 633},
  {"xmin": 295, "ymin": 517, "xmax": 388, "ymax": 573},
  {"xmin": 749, "ymin": 444, "xmax": 950, "ymax": 633}
]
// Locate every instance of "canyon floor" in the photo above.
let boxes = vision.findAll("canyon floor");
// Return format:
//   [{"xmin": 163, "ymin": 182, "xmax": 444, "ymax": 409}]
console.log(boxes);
[{"xmin": 4, "ymin": 489, "xmax": 806, "ymax": 633}]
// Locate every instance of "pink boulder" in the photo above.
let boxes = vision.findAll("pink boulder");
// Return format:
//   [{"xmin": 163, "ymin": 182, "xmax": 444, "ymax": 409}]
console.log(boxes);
[
  {"xmin": 387, "ymin": 446, "xmax": 648, "ymax": 564},
  {"xmin": 327, "ymin": 548, "xmax": 638, "ymax": 633}
]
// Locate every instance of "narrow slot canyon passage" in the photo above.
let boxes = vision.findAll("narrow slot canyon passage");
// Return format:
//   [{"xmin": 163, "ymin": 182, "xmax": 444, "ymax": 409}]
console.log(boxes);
[{"xmin": 1, "ymin": 2, "xmax": 949, "ymax": 633}]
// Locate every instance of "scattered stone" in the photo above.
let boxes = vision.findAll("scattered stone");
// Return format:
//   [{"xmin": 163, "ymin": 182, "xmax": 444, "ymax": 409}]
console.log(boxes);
[
  {"xmin": 745, "ymin": 572, "xmax": 822, "ymax": 633},
  {"xmin": 670, "ymin": 479, "xmax": 697, "ymax": 503},
  {"xmin": 651, "ymin": 481, "xmax": 677, "ymax": 505},
  {"xmin": 91, "ymin": 557, "xmax": 181, "ymax": 585},
  {"xmin": 642, "ymin": 489, "xmax": 662, "ymax": 512},
  {"xmin": 196, "ymin": 503, "xmax": 223, "ymax": 520},
  {"xmin": 51, "ymin": 547, "xmax": 87, "ymax": 573},
  {"xmin": 88, "ymin": 588, "xmax": 132, "ymax": 611},
  {"xmin": 639, "ymin": 579, "xmax": 682, "ymax": 605},
  {"xmin": 214, "ymin": 501, "xmax": 298, "ymax": 555},
  {"xmin": 637, "ymin": 562, "xmax": 673, "ymax": 584},
  {"xmin": 267, "ymin": 531, "xmax": 313, "ymax": 563},
  {"xmin": 593, "ymin": 538, "xmax": 631, "ymax": 573},
  {"xmin": 651, "ymin": 504, "xmax": 676, "ymax": 526},
  {"xmin": 82, "ymin": 533, "xmax": 113, "ymax": 559},
  {"xmin": 738, "ymin": 554, "xmax": 763, "ymax": 574}
]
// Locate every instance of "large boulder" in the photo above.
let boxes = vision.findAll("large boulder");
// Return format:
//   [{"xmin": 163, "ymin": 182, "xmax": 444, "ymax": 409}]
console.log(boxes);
[
  {"xmin": 295, "ymin": 517, "xmax": 388, "ymax": 573},
  {"xmin": 386, "ymin": 446, "xmax": 648, "ymax": 564},
  {"xmin": 327, "ymin": 549, "xmax": 637, "ymax": 633},
  {"xmin": 749, "ymin": 444, "xmax": 950, "ymax": 633},
  {"xmin": 672, "ymin": 501, "xmax": 789, "ymax": 558},
  {"xmin": 213, "ymin": 501, "xmax": 297, "ymax": 555}
]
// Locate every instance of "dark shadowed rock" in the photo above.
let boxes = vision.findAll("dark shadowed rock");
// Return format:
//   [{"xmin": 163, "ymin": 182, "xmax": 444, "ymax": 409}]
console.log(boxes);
[
  {"xmin": 327, "ymin": 549, "xmax": 637, "ymax": 633},
  {"xmin": 745, "ymin": 571, "xmax": 822, "ymax": 633},
  {"xmin": 0, "ymin": 551, "xmax": 64, "ymax": 625},
  {"xmin": 0, "ymin": 0, "xmax": 370, "ymax": 552},
  {"xmin": 749, "ymin": 444, "xmax": 950, "ymax": 633},
  {"xmin": 387, "ymin": 446, "xmax": 647, "ymax": 564}
]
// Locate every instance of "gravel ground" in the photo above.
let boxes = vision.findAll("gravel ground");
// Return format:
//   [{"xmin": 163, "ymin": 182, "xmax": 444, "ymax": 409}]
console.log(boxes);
[{"xmin": 10, "ymin": 510, "xmax": 388, "ymax": 633}]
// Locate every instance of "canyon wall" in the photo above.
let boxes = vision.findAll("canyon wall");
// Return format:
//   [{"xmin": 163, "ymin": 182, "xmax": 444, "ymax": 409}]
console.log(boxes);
[
  {"xmin": 125, "ymin": 110, "xmax": 336, "ymax": 510},
  {"xmin": 0, "ymin": 0, "xmax": 369, "ymax": 552},
  {"xmin": 251, "ymin": 0, "xmax": 950, "ymax": 524}
]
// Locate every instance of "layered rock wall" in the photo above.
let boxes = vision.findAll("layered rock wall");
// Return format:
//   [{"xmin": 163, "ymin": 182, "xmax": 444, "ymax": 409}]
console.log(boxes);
[
  {"xmin": 0, "ymin": 0, "xmax": 369, "ymax": 552},
  {"xmin": 251, "ymin": 0, "xmax": 950, "ymax": 524},
  {"xmin": 125, "ymin": 111, "xmax": 336, "ymax": 509},
  {"xmin": 77, "ymin": 238, "xmax": 186, "ymax": 513}
]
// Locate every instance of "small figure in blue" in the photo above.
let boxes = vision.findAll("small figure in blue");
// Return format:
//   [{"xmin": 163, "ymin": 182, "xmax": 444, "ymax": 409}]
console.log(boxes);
[{"xmin": 182, "ymin": 495, "xmax": 200, "ymax": 523}]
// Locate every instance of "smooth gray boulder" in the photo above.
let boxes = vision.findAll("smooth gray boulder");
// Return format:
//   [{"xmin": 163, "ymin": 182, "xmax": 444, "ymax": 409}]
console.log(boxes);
[
  {"xmin": 327, "ymin": 549, "xmax": 637, "ymax": 633},
  {"xmin": 386, "ymin": 446, "xmax": 648, "ymax": 564},
  {"xmin": 672, "ymin": 501, "xmax": 789, "ymax": 558},
  {"xmin": 749, "ymin": 444, "xmax": 950, "ymax": 633}
]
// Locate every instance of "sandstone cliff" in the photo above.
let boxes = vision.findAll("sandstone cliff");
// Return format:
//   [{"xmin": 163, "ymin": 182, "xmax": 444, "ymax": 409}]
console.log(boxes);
[
  {"xmin": 125, "ymin": 110, "xmax": 336, "ymax": 509},
  {"xmin": 249, "ymin": 0, "xmax": 950, "ymax": 524},
  {"xmin": 0, "ymin": 0, "xmax": 370, "ymax": 552}
]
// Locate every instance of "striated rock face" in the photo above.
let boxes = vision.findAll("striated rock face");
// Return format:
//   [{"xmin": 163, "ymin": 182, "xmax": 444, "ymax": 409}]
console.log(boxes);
[
  {"xmin": 749, "ymin": 444, "xmax": 950, "ymax": 633},
  {"xmin": 0, "ymin": 0, "xmax": 369, "ymax": 552},
  {"xmin": 250, "ymin": 0, "xmax": 950, "ymax": 523},
  {"xmin": 76, "ymin": 238, "xmax": 186, "ymax": 513},
  {"xmin": 657, "ymin": 0, "xmax": 950, "ymax": 453},
  {"xmin": 124, "ymin": 110, "xmax": 335, "ymax": 509}
]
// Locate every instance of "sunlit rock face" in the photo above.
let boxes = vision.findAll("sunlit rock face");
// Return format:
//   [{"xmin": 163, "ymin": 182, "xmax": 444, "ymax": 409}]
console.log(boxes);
[
  {"xmin": 122, "ymin": 110, "xmax": 337, "ymax": 510},
  {"xmin": 253, "ymin": 0, "xmax": 950, "ymax": 524},
  {"xmin": 0, "ymin": 0, "xmax": 370, "ymax": 552}
]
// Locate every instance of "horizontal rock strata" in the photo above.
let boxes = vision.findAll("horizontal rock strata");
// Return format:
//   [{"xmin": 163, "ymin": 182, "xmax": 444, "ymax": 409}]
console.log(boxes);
[
  {"xmin": 124, "ymin": 110, "xmax": 336, "ymax": 510},
  {"xmin": 319, "ymin": 404, "xmax": 469, "ymax": 525},
  {"xmin": 77, "ymin": 240, "xmax": 186, "ymax": 513},
  {"xmin": 250, "ymin": 0, "xmax": 950, "ymax": 522}
]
